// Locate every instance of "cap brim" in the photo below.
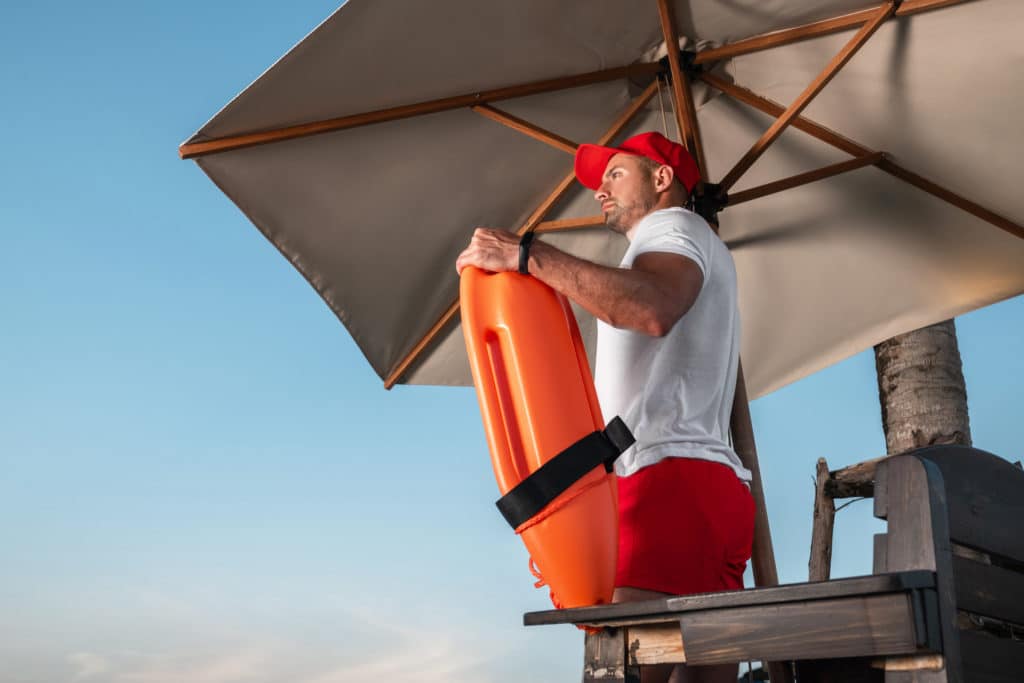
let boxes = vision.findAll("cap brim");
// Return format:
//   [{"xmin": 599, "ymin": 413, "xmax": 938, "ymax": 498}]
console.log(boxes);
[{"xmin": 574, "ymin": 143, "xmax": 620, "ymax": 191}]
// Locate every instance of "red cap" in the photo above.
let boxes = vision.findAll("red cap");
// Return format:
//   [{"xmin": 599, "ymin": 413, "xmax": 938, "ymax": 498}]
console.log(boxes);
[{"xmin": 574, "ymin": 131, "xmax": 701, "ymax": 194}]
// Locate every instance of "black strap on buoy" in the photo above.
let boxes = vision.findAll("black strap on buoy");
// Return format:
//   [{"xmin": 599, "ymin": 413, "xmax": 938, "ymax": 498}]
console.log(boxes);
[{"xmin": 495, "ymin": 417, "xmax": 635, "ymax": 530}]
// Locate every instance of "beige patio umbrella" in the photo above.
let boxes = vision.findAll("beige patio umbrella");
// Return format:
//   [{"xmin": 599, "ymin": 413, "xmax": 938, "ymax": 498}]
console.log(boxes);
[
  {"xmin": 179, "ymin": 2, "xmax": 1024, "ymax": 671},
  {"xmin": 180, "ymin": 0, "xmax": 1024, "ymax": 395}
]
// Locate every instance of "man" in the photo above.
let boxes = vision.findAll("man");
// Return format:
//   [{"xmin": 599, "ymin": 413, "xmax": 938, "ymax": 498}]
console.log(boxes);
[{"xmin": 456, "ymin": 132, "xmax": 753, "ymax": 683}]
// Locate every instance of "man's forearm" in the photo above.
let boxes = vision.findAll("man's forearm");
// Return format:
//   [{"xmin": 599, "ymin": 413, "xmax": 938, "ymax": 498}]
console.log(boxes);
[
  {"xmin": 454, "ymin": 227, "xmax": 700, "ymax": 336},
  {"xmin": 527, "ymin": 240, "xmax": 673, "ymax": 336}
]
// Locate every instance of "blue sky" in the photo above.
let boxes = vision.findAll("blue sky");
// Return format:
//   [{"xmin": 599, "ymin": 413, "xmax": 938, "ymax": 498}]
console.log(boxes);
[{"xmin": 2, "ymin": 2, "xmax": 1021, "ymax": 682}]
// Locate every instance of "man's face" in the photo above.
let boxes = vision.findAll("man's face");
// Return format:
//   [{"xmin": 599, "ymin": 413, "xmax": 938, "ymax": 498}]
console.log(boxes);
[{"xmin": 595, "ymin": 153, "xmax": 659, "ymax": 235}]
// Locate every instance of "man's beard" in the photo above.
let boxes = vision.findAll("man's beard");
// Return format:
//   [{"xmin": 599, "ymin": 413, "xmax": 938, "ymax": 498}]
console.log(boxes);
[{"xmin": 605, "ymin": 197, "xmax": 656, "ymax": 234}]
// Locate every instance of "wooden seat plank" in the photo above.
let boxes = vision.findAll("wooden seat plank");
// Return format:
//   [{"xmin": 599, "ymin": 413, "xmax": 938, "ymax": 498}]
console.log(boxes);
[
  {"xmin": 679, "ymin": 592, "xmax": 925, "ymax": 665},
  {"xmin": 524, "ymin": 571, "xmax": 934, "ymax": 627}
]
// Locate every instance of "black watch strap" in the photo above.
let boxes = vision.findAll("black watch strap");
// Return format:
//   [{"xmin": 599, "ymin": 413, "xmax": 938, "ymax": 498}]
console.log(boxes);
[{"xmin": 518, "ymin": 231, "xmax": 536, "ymax": 275}]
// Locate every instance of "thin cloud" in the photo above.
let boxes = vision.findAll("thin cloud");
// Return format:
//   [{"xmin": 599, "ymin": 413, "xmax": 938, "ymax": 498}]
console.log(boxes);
[
  {"xmin": 69, "ymin": 652, "xmax": 109, "ymax": 681},
  {"xmin": 66, "ymin": 648, "xmax": 274, "ymax": 683},
  {"xmin": 61, "ymin": 611, "xmax": 506, "ymax": 683},
  {"xmin": 302, "ymin": 635, "xmax": 495, "ymax": 683}
]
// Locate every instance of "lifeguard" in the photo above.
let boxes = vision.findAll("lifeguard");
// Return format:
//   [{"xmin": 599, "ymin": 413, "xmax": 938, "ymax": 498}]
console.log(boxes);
[{"xmin": 458, "ymin": 131, "xmax": 753, "ymax": 683}]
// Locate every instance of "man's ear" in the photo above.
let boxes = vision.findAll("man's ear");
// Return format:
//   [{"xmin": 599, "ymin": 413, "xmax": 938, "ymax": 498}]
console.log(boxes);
[{"xmin": 654, "ymin": 165, "xmax": 675, "ymax": 192}]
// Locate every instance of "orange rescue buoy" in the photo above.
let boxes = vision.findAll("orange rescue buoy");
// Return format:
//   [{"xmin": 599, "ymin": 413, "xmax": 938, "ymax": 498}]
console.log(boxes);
[{"xmin": 460, "ymin": 267, "xmax": 621, "ymax": 608}]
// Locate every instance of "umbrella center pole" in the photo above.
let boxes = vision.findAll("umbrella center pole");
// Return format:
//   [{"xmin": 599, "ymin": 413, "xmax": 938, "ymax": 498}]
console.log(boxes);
[{"xmin": 657, "ymin": 49, "xmax": 729, "ymax": 225}]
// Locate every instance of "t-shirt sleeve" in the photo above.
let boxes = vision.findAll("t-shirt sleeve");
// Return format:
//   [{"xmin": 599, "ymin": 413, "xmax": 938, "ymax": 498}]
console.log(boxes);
[{"xmin": 632, "ymin": 212, "xmax": 709, "ymax": 278}]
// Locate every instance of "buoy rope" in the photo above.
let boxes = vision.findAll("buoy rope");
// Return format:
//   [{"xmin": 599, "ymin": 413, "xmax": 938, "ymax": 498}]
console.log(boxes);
[{"xmin": 521, "ymin": 477, "xmax": 610, "ymax": 634}]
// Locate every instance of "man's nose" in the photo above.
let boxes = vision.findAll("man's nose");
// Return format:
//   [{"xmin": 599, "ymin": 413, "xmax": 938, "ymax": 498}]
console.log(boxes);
[{"xmin": 595, "ymin": 185, "xmax": 609, "ymax": 202}]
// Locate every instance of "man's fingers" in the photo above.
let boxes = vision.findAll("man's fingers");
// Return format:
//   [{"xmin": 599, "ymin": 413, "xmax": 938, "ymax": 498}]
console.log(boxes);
[
  {"xmin": 457, "ymin": 227, "xmax": 517, "ymax": 275},
  {"xmin": 457, "ymin": 246, "xmax": 478, "ymax": 273}
]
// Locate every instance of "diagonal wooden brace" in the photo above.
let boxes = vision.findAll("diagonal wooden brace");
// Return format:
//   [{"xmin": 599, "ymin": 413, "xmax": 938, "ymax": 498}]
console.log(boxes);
[
  {"xmin": 701, "ymin": 72, "xmax": 1024, "ymax": 242},
  {"xmin": 717, "ymin": 1, "xmax": 897, "ymax": 193},
  {"xmin": 382, "ymin": 81, "xmax": 659, "ymax": 388}
]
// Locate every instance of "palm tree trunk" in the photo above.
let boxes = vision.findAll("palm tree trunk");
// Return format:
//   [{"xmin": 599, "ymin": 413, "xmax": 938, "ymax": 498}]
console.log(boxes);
[{"xmin": 874, "ymin": 319, "xmax": 971, "ymax": 455}]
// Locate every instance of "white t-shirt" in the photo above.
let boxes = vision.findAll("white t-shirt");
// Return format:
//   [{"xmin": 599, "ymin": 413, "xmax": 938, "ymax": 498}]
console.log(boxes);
[{"xmin": 595, "ymin": 207, "xmax": 751, "ymax": 483}]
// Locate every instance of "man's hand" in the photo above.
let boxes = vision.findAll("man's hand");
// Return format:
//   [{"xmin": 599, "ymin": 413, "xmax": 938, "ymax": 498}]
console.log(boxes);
[
  {"xmin": 456, "ymin": 228, "xmax": 519, "ymax": 275},
  {"xmin": 455, "ymin": 226, "xmax": 702, "ymax": 337}
]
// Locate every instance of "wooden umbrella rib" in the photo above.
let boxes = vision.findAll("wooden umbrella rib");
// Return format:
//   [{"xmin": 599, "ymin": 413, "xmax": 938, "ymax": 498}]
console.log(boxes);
[
  {"xmin": 656, "ymin": 0, "xmax": 705, "ymax": 174},
  {"xmin": 517, "ymin": 79, "xmax": 661, "ymax": 236},
  {"xmin": 899, "ymin": 0, "xmax": 974, "ymax": 14},
  {"xmin": 717, "ymin": 1, "xmax": 896, "ymax": 193},
  {"xmin": 702, "ymin": 75, "xmax": 1024, "ymax": 241},
  {"xmin": 677, "ymin": 71, "xmax": 708, "ymax": 179},
  {"xmin": 694, "ymin": 0, "xmax": 971, "ymax": 65},
  {"xmin": 875, "ymin": 160, "xmax": 1024, "ymax": 241},
  {"xmin": 728, "ymin": 152, "xmax": 886, "ymax": 206},
  {"xmin": 470, "ymin": 105, "xmax": 577, "ymax": 155},
  {"xmin": 178, "ymin": 0, "xmax": 970, "ymax": 160},
  {"xmin": 696, "ymin": 8, "xmax": 882, "ymax": 65},
  {"xmin": 382, "ymin": 81, "xmax": 659, "ymax": 389},
  {"xmin": 534, "ymin": 216, "xmax": 606, "ymax": 233},
  {"xmin": 179, "ymin": 62, "xmax": 661, "ymax": 160},
  {"xmin": 700, "ymin": 72, "xmax": 870, "ymax": 157}
]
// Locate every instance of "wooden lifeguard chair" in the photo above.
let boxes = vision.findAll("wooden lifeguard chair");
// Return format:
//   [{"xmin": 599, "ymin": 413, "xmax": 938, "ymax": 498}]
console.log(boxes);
[{"xmin": 524, "ymin": 445, "xmax": 1024, "ymax": 682}]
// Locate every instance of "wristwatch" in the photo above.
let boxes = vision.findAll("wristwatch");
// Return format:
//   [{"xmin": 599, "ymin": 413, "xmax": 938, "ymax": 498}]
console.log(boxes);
[{"xmin": 519, "ymin": 231, "xmax": 536, "ymax": 275}]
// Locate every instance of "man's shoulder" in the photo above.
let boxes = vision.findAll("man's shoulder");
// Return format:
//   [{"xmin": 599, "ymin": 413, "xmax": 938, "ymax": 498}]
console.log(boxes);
[
  {"xmin": 640, "ymin": 206, "xmax": 711, "ymax": 233},
  {"xmin": 634, "ymin": 207, "xmax": 716, "ymax": 248}
]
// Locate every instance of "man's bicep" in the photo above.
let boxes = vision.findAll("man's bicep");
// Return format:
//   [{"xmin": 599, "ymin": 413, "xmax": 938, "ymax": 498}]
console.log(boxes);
[{"xmin": 631, "ymin": 250, "xmax": 705, "ymax": 323}]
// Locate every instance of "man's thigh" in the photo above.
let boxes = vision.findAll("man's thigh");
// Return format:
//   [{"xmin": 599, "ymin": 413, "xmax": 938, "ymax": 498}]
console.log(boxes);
[
  {"xmin": 612, "ymin": 586, "xmax": 671, "ymax": 602},
  {"xmin": 616, "ymin": 458, "xmax": 754, "ymax": 596}
]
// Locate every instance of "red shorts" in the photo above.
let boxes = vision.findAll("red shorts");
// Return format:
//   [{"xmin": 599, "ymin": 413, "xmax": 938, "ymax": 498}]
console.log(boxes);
[{"xmin": 615, "ymin": 457, "xmax": 754, "ymax": 596}]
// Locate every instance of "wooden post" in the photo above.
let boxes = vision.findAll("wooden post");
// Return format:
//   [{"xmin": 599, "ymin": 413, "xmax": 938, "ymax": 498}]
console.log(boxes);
[
  {"xmin": 654, "ymin": 4, "xmax": 789, "ymax": 676},
  {"xmin": 730, "ymin": 365, "xmax": 794, "ymax": 683},
  {"xmin": 877, "ymin": 456, "xmax": 962, "ymax": 682},
  {"xmin": 583, "ymin": 629, "xmax": 640, "ymax": 682},
  {"xmin": 809, "ymin": 458, "xmax": 836, "ymax": 582},
  {"xmin": 655, "ymin": 0, "xmax": 785, "ymax": 600},
  {"xmin": 730, "ymin": 364, "xmax": 779, "ymax": 589},
  {"xmin": 830, "ymin": 456, "xmax": 882, "ymax": 498}
]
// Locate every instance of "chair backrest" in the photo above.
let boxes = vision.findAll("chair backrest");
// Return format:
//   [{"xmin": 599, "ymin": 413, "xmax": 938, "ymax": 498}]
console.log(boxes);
[
  {"xmin": 916, "ymin": 446, "xmax": 1024, "ymax": 683},
  {"xmin": 874, "ymin": 446, "xmax": 1024, "ymax": 683}
]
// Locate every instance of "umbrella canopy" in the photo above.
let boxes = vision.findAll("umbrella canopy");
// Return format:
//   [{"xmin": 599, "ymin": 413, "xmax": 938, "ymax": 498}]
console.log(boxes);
[{"xmin": 181, "ymin": 0, "xmax": 1024, "ymax": 399}]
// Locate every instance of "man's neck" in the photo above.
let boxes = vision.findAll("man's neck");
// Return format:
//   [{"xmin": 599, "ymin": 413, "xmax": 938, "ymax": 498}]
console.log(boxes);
[{"xmin": 625, "ymin": 194, "xmax": 687, "ymax": 241}]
